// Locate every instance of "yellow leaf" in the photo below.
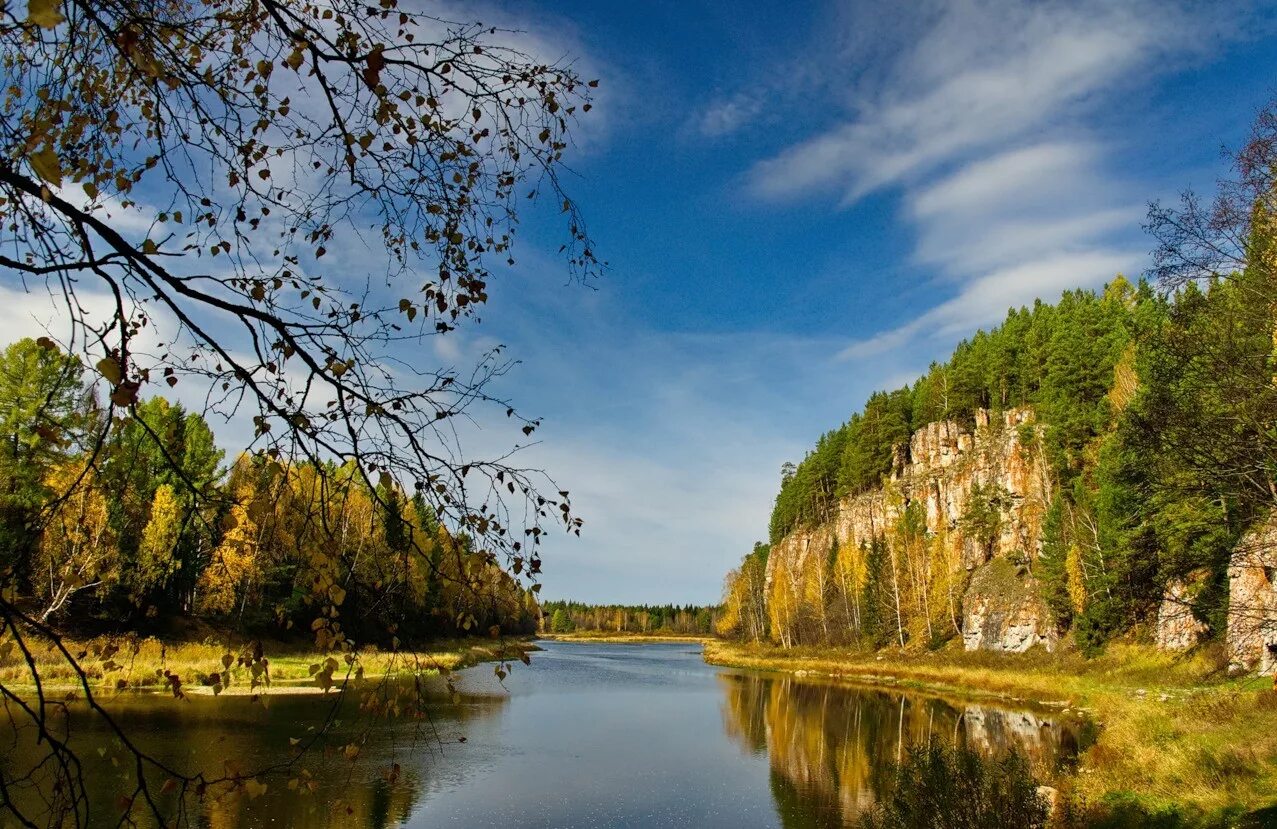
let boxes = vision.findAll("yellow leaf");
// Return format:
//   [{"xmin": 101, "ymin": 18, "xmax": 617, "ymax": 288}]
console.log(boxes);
[
  {"xmin": 29, "ymin": 146, "xmax": 62, "ymax": 188},
  {"xmin": 95, "ymin": 357, "xmax": 122, "ymax": 385},
  {"xmin": 27, "ymin": 0, "xmax": 63, "ymax": 28}
]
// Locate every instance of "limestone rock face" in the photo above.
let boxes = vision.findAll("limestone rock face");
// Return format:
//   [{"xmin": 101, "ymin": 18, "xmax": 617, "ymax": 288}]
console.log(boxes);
[
  {"xmin": 765, "ymin": 408, "xmax": 1054, "ymax": 650},
  {"xmin": 961, "ymin": 558, "xmax": 1055, "ymax": 653},
  {"xmin": 1156, "ymin": 571, "xmax": 1209, "ymax": 652},
  {"xmin": 1227, "ymin": 515, "xmax": 1277, "ymax": 674},
  {"xmin": 764, "ymin": 407, "xmax": 1277, "ymax": 657}
]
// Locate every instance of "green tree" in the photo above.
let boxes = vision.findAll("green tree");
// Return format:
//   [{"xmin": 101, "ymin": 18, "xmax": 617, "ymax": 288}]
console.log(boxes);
[
  {"xmin": 1, "ymin": 0, "xmax": 600, "ymax": 820},
  {"xmin": 960, "ymin": 483, "xmax": 1006, "ymax": 562},
  {"xmin": 550, "ymin": 608, "xmax": 574, "ymax": 633},
  {"xmin": 0, "ymin": 339, "xmax": 90, "ymax": 577}
]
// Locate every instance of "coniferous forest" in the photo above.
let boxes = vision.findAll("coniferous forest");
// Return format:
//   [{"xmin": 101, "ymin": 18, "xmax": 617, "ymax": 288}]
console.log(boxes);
[
  {"xmin": 539, "ymin": 599, "xmax": 718, "ymax": 635},
  {"xmin": 721, "ymin": 229, "xmax": 1277, "ymax": 653}
]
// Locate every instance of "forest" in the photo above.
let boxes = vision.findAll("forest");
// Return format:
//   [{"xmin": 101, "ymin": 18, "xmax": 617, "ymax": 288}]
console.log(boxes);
[
  {"xmin": 539, "ymin": 599, "xmax": 718, "ymax": 635},
  {"xmin": 721, "ymin": 218, "xmax": 1277, "ymax": 652},
  {"xmin": 0, "ymin": 337, "xmax": 541, "ymax": 645}
]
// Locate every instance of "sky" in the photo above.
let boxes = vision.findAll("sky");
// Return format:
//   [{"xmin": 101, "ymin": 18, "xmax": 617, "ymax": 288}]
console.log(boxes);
[
  {"xmin": 456, "ymin": 0, "xmax": 1277, "ymax": 604},
  {"xmin": 6, "ymin": 0, "xmax": 1277, "ymax": 605}
]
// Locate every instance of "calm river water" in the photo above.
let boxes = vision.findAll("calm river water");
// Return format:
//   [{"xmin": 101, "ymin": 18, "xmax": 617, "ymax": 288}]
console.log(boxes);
[{"xmin": 5, "ymin": 641, "xmax": 1085, "ymax": 827}]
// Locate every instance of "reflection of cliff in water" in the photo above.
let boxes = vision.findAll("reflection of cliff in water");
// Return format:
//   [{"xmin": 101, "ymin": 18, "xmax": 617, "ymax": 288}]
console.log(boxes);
[
  {"xmin": 1, "ymin": 678, "xmax": 508, "ymax": 829},
  {"xmin": 719, "ymin": 673, "xmax": 1082, "ymax": 828}
]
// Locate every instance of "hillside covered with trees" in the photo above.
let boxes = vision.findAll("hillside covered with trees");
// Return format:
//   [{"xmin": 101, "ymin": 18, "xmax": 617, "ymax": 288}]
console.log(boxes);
[
  {"xmin": 721, "ymin": 197, "xmax": 1277, "ymax": 653},
  {"xmin": 1, "ymin": 338, "xmax": 541, "ymax": 644}
]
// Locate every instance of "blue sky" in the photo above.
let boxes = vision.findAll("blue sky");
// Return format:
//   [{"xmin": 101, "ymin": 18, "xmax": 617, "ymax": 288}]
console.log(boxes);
[
  {"xmin": 5, "ymin": 0, "xmax": 1277, "ymax": 605},
  {"xmin": 467, "ymin": 0, "xmax": 1277, "ymax": 604}
]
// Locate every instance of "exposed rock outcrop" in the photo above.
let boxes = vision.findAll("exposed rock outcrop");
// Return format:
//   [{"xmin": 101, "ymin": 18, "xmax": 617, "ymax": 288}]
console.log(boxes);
[
  {"xmin": 1227, "ymin": 515, "xmax": 1277, "ymax": 674},
  {"xmin": 962, "ymin": 559, "xmax": 1055, "ymax": 652},
  {"xmin": 765, "ymin": 407, "xmax": 1277, "ymax": 657},
  {"xmin": 1156, "ymin": 571, "xmax": 1209, "ymax": 652},
  {"xmin": 765, "ymin": 408, "xmax": 1054, "ymax": 651}
]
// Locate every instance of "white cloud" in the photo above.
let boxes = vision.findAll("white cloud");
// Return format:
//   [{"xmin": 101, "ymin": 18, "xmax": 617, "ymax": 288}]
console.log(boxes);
[
  {"xmin": 906, "ymin": 140, "xmax": 1143, "ymax": 275},
  {"xmin": 909, "ymin": 142, "xmax": 1100, "ymax": 221},
  {"xmin": 747, "ymin": 0, "xmax": 1193, "ymax": 203},
  {"xmin": 839, "ymin": 249, "xmax": 1142, "ymax": 360},
  {"xmin": 725, "ymin": 0, "xmax": 1242, "ymax": 362},
  {"xmin": 453, "ymin": 262, "xmax": 894, "ymax": 604},
  {"xmin": 691, "ymin": 92, "xmax": 765, "ymax": 138}
]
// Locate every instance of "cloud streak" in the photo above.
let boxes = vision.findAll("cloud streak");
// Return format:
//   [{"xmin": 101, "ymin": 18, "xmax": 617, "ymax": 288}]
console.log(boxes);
[
  {"xmin": 746, "ymin": 1, "xmax": 1189, "ymax": 203},
  {"xmin": 730, "ymin": 0, "xmax": 1239, "ymax": 359}
]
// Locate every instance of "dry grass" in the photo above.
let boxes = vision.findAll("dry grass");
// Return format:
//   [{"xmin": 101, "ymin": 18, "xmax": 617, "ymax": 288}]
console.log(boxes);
[
  {"xmin": 704, "ymin": 640, "xmax": 1277, "ymax": 821},
  {"xmin": 0, "ymin": 631, "xmax": 535, "ymax": 696}
]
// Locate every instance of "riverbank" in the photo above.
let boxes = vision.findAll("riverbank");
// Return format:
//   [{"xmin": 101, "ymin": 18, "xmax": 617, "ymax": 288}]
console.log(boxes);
[
  {"xmin": 0, "ymin": 632, "xmax": 537, "ymax": 696},
  {"xmin": 538, "ymin": 631, "xmax": 712, "ymax": 644},
  {"xmin": 704, "ymin": 640, "xmax": 1277, "ymax": 825}
]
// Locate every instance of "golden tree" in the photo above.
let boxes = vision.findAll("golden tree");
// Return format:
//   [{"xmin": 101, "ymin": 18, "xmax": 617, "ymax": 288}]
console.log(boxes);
[
  {"xmin": 1, "ymin": 0, "xmax": 598, "ymax": 824},
  {"xmin": 34, "ymin": 462, "xmax": 117, "ymax": 622},
  {"xmin": 129, "ymin": 483, "xmax": 182, "ymax": 606}
]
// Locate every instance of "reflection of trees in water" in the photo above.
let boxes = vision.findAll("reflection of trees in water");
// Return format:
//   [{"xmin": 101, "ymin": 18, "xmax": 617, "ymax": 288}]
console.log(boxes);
[
  {"xmin": 718, "ymin": 673, "xmax": 1079, "ymax": 828},
  {"xmin": 1, "ymin": 681, "xmax": 506, "ymax": 828}
]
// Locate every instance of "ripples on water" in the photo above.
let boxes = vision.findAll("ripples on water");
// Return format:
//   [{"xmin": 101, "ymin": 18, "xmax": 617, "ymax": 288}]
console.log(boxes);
[{"xmin": 1, "ymin": 641, "xmax": 1084, "ymax": 828}]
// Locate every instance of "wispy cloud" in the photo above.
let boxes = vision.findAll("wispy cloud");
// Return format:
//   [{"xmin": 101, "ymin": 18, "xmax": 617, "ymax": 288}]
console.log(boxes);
[
  {"xmin": 691, "ymin": 92, "xmax": 766, "ymax": 138},
  {"xmin": 838, "ymin": 250, "xmax": 1141, "ymax": 360},
  {"xmin": 746, "ymin": 1, "xmax": 1195, "ymax": 203},
  {"xmin": 453, "ymin": 257, "xmax": 895, "ymax": 603},
  {"xmin": 730, "ymin": 0, "xmax": 1240, "ymax": 358},
  {"xmin": 905, "ymin": 140, "xmax": 1144, "ymax": 276}
]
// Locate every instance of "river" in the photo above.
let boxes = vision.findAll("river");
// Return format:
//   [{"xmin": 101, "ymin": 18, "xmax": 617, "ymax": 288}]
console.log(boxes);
[{"xmin": 2, "ymin": 640, "xmax": 1085, "ymax": 827}]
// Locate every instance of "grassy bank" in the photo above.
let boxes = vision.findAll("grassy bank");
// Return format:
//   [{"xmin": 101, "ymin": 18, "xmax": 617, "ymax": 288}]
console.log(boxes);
[
  {"xmin": 0, "ymin": 631, "xmax": 536, "ymax": 696},
  {"xmin": 704, "ymin": 640, "xmax": 1277, "ymax": 825},
  {"xmin": 539, "ymin": 631, "xmax": 712, "ymax": 644}
]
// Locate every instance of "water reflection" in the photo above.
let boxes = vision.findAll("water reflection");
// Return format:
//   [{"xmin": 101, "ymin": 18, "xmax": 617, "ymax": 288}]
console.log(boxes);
[
  {"xmin": 720, "ymin": 672, "xmax": 1082, "ymax": 828},
  {"xmin": 1, "ymin": 680, "xmax": 507, "ymax": 828},
  {"xmin": 1, "ymin": 644, "xmax": 1084, "ymax": 828}
]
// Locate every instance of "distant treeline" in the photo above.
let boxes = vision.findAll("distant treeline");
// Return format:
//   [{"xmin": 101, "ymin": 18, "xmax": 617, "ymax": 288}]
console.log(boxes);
[
  {"xmin": 540, "ymin": 600, "xmax": 718, "ymax": 635},
  {"xmin": 0, "ymin": 338, "xmax": 540, "ymax": 644}
]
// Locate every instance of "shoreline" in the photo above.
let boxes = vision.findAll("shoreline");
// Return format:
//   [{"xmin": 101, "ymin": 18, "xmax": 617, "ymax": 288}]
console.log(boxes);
[
  {"xmin": 537, "ymin": 632, "xmax": 712, "ymax": 645},
  {"xmin": 702, "ymin": 639, "xmax": 1277, "ymax": 823},
  {"xmin": 0, "ymin": 635, "xmax": 538, "ymax": 697}
]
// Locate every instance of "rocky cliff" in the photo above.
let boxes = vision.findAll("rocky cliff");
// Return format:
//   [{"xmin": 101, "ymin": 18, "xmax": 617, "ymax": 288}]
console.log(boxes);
[
  {"xmin": 1227, "ymin": 514, "xmax": 1277, "ymax": 673},
  {"xmin": 764, "ymin": 408, "xmax": 1057, "ymax": 652}
]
